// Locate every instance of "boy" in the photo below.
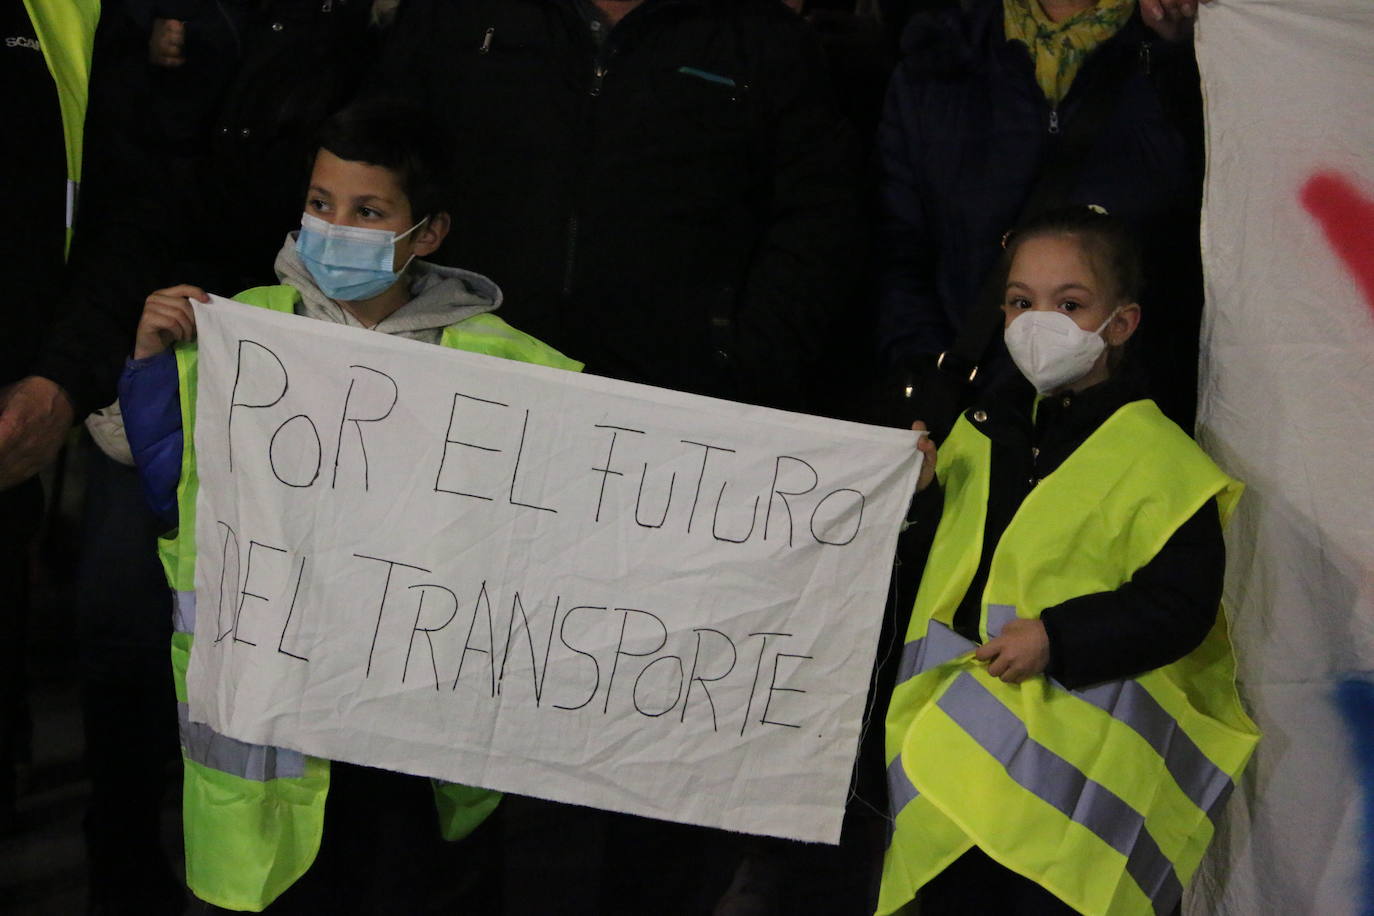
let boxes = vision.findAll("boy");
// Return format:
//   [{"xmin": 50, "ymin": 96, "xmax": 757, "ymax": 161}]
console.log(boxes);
[{"xmin": 120, "ymin": 98, "xmax": 580, "ymax": 913}]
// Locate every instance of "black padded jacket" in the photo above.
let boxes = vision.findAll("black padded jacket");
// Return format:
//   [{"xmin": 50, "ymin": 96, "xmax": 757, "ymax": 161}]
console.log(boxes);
[{"xmin": 373, "ymin": 0, "xmax": 863, "ymax": 412}]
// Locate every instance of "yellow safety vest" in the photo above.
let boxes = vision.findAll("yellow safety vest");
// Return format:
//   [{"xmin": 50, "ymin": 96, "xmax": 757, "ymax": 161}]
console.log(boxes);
[
  {"xmin": 160, "ymin": 285, "xmax": 582, "ymax": 910},
  {"xmin": 22, "ymin": 0, "xmax": 98, "ymax": 254},
  {"xmin": 879, "ymin": 400, "xmax": 1258, "ymax": 916}
]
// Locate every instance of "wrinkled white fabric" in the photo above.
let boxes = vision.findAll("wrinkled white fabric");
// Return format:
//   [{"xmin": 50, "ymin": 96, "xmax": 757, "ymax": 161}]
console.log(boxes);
[{"xmin": 1191, "ymin": 2, "xmax": 1374, "ymax": 914}]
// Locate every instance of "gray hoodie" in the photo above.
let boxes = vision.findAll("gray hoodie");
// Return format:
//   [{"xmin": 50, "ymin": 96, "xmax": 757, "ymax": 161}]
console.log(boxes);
[{"xmin": 273, "ymin": 233, "xmax": 502, "ymax": 345}]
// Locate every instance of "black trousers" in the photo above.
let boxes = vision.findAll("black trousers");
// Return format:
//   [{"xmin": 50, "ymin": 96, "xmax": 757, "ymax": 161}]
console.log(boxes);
[
  {"xmin": 76, "ymin": 445, "xmax": 182, "ymax": 914},
  {"xmin": 919, "ymin": 847, "xmax": 1080, "ymax": 915},
  {"xmin": 499, "ymin": 797, "xmax": 739, "ymax": 915},
  {"xmin": 0, "ymin": 478, "xmax": 41, "ymax": 825}
]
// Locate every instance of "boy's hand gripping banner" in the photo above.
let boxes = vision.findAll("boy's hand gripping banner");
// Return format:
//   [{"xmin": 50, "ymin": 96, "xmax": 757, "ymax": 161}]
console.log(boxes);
[{"xmin": 186, "ymin": 297, "xmax": 921, "ymax": 844}]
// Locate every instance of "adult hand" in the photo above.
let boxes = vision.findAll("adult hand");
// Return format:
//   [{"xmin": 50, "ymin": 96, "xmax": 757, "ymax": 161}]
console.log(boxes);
[
  {"xmin": 974, "ymin": 618, "xmax": 1050, "ymax": 684},
  {"xmin": 134, "ymin": 284, "xmax": 208, "ymax": 360},
  {"xmin": 912, "ymin": 421, "xmax": 937, "ymax": 492},
  {"xmin": 0, "ymin": 376, "xmax": 76, "ymax": 490},
  {"xmin": 1139, "ymin": 0, "xmax": 1211, "ymax": 42},
  {"xmin": 148, "ymin": 18, "xmax": 187, "ymax": 68}
]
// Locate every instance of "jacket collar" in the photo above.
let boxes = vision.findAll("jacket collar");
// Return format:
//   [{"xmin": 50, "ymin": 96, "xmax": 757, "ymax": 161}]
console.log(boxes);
[{"xmin": 967, "ymin": 364, "xmax": 1150, "ymax": 449}]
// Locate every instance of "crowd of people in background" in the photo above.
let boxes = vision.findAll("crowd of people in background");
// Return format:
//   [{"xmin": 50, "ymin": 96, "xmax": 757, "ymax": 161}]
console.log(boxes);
[{"xmin": 3, "ymin": 0, "xmax": 1238, "ymax": 913}]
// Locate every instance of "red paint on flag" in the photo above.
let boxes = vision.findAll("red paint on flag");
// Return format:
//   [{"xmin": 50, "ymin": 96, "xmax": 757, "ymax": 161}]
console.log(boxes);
[{"xmin": 1301, "ymin": 171, "xmax": 1374, "ymax": 315}]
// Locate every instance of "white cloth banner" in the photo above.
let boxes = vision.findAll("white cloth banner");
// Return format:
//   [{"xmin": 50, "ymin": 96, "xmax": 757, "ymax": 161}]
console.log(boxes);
[
  {"xmin": 185, "ymin": 297, "xmax": 920, "ymax": 844},
  {"xmin": 1194, "ymin": 3, "xmax": 1374, "ymax": 913}
]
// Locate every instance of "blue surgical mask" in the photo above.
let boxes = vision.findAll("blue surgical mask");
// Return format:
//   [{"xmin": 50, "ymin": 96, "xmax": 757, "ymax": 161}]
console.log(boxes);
[{"xmin": 295, "ymin": 211, "xmax": 427, "ymax": 301}]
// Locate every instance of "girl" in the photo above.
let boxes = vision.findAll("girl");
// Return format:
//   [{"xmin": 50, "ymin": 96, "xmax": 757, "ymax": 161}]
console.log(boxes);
[{"xmin": 880, "ymin": 207, "xmax": 1258, "ymax": 916}]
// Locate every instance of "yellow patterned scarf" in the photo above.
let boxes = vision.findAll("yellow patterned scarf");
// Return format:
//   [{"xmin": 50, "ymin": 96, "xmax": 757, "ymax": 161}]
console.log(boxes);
[{"xmin": 1004, "ymin": 0, "xmax": 1136, "ymax": 105}]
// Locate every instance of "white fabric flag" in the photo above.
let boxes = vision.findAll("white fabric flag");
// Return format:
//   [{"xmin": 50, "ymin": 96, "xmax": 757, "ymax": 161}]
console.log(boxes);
[
  {"xmin": 185, "ymin": 296, "xmax": 920, "ymax": 845},
  {"xmin": 1194, "ymin": 3, "xmax": 1374, "ymax": 912}
]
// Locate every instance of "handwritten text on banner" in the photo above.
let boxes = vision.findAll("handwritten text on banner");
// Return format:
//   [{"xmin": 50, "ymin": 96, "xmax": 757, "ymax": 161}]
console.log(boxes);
[{"xmin": 187, "ymin": 296, "xmax": 920, "ymax": 844}]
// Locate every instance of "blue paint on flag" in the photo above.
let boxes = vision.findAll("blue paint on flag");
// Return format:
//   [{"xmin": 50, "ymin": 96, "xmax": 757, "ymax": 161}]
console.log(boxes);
[{"xmin": 1335, "ymin": 678, "xmax": 1374, "ymax": 916}]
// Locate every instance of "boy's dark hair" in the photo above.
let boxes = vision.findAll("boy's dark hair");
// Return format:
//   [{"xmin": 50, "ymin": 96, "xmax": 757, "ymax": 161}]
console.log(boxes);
[
  {"xmin": 1000, "ymin": 206, "xmax": 1145, "ymax": 305},
  {"xmin": 314, "ymin": 97, "xmax": 454, "ymax": 220}
]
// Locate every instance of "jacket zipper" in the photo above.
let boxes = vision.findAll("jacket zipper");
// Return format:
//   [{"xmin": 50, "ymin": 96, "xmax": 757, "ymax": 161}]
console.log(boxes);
[
  {"xmin": 563, "ymin": 49, "xmax": 613, "ymax": 293},
  {"xmin": 1048, "ymin": 108, "xmax": 1060, "ymax": 135},
  {"xmin": 561, "ymin": 215, "xmax": 580, "ymax": 294},
  {"xmin": 562, "ymin": 0, "xmax": 679, "ymax": 295}
]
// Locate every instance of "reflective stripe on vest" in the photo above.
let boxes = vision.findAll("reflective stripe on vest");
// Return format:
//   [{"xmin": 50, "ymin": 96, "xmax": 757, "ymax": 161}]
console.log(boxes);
[
  {"xmin": 894, "ymin": 605, "xmax": 1015, "ymax": 685},
  {"xmin": 174, "ymin": 590, "xmax": 196, "ymax": 634},
  {"xmin": 177, "ymin": 703, "xmax": 306, "ymax": 781},
  {"xmin": 938, "ymin": 671, "xmax": 1182, "ymax": 913},
  {"xmin": 1073, "ymin": 679, "xmax": 1235, "ymax": 825},
  {"xmin": 894, "ymin": 618, "xmax": 975, "ymax": 686},
  {"xmin": 174, "ymin": 590, "xmax": 306, "ymax": 785},
  {"xmin": 172, "ymin": 586, "xmax": 302, "ymax": 781},
  {"xmin": 886, "ymin": 753, "xmax": 919, "ymax": 822},
  {"xmin": 894, "ymin": 616, "xmax": 1238, "ymax": 831}
]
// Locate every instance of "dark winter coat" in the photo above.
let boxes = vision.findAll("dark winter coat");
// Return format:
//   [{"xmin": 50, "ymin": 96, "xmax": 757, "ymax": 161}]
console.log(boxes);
[
  {"xmin": 148, "ymin": 0, "xmax": 380, "ymax": 294},
  {"xmin": 876, "ymin": 0, "xmax": 1205, "ymax": 422},
  {"xmin": 21, "ymin": 0, "xmax": 379, "ymax": 418},
  {"xmin": 23, "ymin": 5, "xmax": 175, "ymax": 417},
  {"xmin": 373, "ymin": 0, "xmax": 862, "ymax": 412}
]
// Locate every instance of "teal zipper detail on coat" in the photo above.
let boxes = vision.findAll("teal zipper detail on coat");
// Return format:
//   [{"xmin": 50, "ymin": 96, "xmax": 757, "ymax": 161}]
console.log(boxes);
[{"xmin": 677, "ymin": 65, "xmax": 735, "ymax": 87}]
